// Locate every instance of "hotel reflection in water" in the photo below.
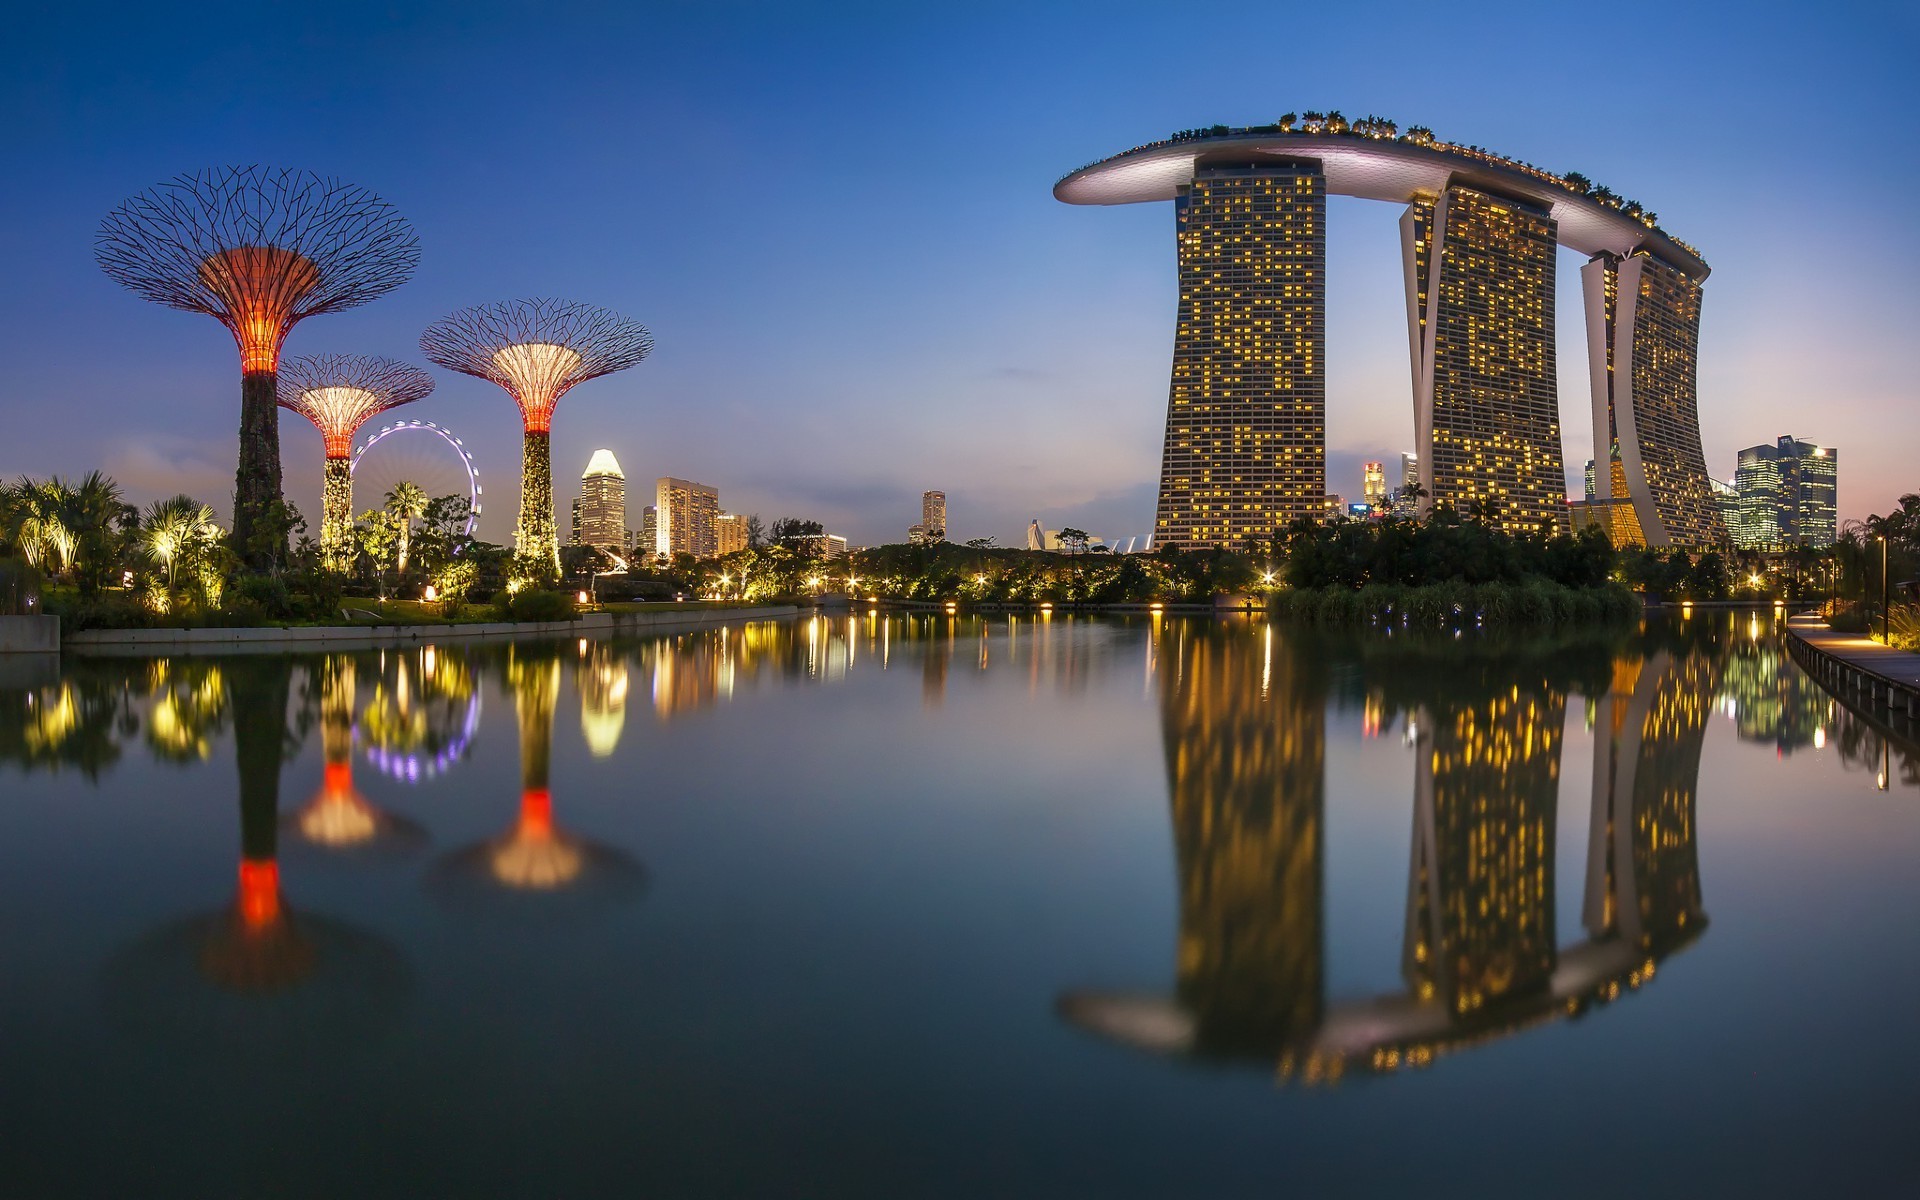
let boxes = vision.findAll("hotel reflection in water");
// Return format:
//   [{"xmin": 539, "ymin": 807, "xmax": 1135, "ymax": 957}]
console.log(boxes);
[
  {"xmin": 4, "ymin": 613, "xmax": 1909, "ymax": 1068},
  {"xmin": 1061, "ymin": 620, "xmax": 1719, "ymax": 1082}
]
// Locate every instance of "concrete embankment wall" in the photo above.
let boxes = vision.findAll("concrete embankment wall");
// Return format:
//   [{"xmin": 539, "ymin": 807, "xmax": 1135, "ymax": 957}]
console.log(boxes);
[
  {"xmin": 0, "ymin": 615, "xmax": 60, "ymax": 654},
  {"xmin": 66, "ymin": 605, "xmax": 801, "ymax": 656}
]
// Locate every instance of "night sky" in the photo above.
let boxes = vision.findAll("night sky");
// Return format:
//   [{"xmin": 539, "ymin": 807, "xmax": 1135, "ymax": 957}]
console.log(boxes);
[{"xmin": 2, "ymin": 0, "xmax": 1913, "ymax": 546}]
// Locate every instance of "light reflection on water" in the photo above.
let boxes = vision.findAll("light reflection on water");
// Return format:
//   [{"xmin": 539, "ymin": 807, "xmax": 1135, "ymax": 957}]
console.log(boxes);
[{"xmin": 0, "ymin": 611, "xmax": 1915, "ymax": 1196}]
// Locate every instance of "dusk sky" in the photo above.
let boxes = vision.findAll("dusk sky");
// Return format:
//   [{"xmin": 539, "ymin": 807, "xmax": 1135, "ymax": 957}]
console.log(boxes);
[{"xmin": 2, "ymin": 0, "xmax": 1913, "ymax": 547}]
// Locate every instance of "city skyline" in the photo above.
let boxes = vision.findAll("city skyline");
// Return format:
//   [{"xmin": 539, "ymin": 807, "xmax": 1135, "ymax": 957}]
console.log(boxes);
[{"xmin": 1, "ymin": 3, "xmax": 1912, "ymax": 547}]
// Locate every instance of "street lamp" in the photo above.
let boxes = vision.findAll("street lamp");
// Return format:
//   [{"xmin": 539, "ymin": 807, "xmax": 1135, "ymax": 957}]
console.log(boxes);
[{"xmin": 1880, "ymin": 535, "xmax": 1890, "ymax": 645}]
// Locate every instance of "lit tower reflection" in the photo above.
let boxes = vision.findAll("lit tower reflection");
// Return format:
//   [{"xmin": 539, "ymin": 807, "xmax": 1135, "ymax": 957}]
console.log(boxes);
[
  {"xmin": 285, "ymin": 656, "xmax": 427, "ymax": 858},
  {"xmin": 102, "ymin": 657, "xmax": 408, "ymax": 1053},
  {"xmin": 1403, "ymin": 681, "xmax": 1563, "ymax": 1016},
  {"xmin": 1059, "ymin": 620, "xmax": 1326, "ymax": 1061},
  {"xmin": 579, "ymin": 642, "xmax": 629, "ymax": 758},
  {"xmin": 1061, "ymin": 625, "xmax": 1712, "ymax": 1082},
  {"xmin": 432, "ymin": 646, "xmax": 644, "ymax": 906}
]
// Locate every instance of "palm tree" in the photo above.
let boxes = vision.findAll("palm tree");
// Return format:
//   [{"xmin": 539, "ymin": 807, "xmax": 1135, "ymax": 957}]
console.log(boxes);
[
  {"xmin": 8, "ymin": 479, "xmax": 75, "ymax": 577},
  {"xmin": 142, "ymin": 495, "xmax": 218, "ymax": 591},
  {"xmin": 61, "ymin": 471, "xmax": 128, "ymax": 593},
  {"xmin": 385, "ymin": 482, "xmax": 429, "ymax": 576}
]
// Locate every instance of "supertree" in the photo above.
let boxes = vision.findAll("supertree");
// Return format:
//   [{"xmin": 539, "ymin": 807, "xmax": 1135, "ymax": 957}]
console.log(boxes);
[
  {"xmin": 96, "ymin": 167, "xmax": 420, "ymax": 568},
  {"xmin": 277, "ymin": 354, "xmax": 435, "ymax": 572},
  {"xmin": 419, "ymin": 299, "xmax": 652, "ymax": 575}
]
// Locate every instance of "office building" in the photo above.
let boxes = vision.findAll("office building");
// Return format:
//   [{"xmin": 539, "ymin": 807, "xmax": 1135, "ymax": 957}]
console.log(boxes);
[
  {"xmin": 655, "ymin": 477, "xmax": 720, "ymax": 559},
  {"xmin": 636, "ymin": 506, "xmax": 658, "ymax": 562},
  {"xmin": 922, "ymin": 491, "xmax": 947, "ymax": 542},
  {"xmin": 908, "ymin": 523, "xmax": 929, "ymax": 545},
  {"xmin": 715, "ymin": 512, "xmax": 747, "ymax": 556},
  {"xmin": 1362, "ymin": 461, "xmax": 1386, "ymax": 509},
  {"xmin": 1733, "ymin": 437, "xmax": 1837, "ymax": 549},
  {"xmin": 793, "ymin": 533, "xmax": 849, "ymax": 560},
  {"xmin": 576, "ymin": 448, "xmax": 627, "ymax": 552}
]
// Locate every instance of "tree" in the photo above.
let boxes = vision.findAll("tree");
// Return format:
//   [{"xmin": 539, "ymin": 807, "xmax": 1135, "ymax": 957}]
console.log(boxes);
[
  {"xmin": 385, "ymin": 481, "xmax": 429, "ymax": 576},
  {"xmin": 965, "ymin": 536, "xmax": 997, "ymax": 549},
  {"xmin": 745, "ymin": 513, "xmax": 766, "ymax": 549},
  {"xmin": 7, "ymin": 479, "xmax": 74, "ymax": 576},
  {"xmin": 1055, "ymin": 527, "xmax": 1090, "ymax": 556},
  {"xmin": 770, "ymin": 517, "xmax": 825, "ymax": 556}
]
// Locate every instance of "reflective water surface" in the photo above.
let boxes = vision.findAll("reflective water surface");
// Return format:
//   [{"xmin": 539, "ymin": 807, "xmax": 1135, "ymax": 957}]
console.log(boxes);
[{"xmin": 2, "ymin": 612, "xmax": 1915, "ymax": 1197}]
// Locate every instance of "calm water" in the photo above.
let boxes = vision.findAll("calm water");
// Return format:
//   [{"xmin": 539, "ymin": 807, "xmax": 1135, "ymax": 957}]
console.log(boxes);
[{"xmin": 1, "ymin": 612, "xmax": 1915, "ymax": 1197}]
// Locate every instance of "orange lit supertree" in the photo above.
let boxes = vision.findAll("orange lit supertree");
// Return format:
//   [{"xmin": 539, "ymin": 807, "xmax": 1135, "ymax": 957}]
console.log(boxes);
[
  {"xmin": 96, "ymin": 167, "xmax": 419, "ymax": 567},
  {"xmin": 420, "ymin": 299, "xmax": 652, "ymax": 576},
  {"xmin": 277, "ymin": 355, "xmax": 435, "ymax": 572}
]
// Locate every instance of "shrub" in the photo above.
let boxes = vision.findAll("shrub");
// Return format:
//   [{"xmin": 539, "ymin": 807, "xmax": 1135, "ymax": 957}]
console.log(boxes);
[{"xmin": 495, "ymin": 589, "xmax": 576, "ymax": 623}]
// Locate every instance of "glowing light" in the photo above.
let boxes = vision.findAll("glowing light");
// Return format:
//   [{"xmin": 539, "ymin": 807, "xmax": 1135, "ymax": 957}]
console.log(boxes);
[
  {"xmin": 196, "ymin": 246, "xmax": 319, "ymax": 371},
  {"xmin": 1814, "ymin": 726, "xmax": 1827, "ymax": 750},
  {"xmin": 423, "ymin": 584, "xmax": 437, "ymax": 602},
  {"xmin": 491, "ymin": 342, "xmax": 583, "ymax": 432},
  {"xmin": 577, "ymin": 591, "xmax": 589, "ymax": 604}
]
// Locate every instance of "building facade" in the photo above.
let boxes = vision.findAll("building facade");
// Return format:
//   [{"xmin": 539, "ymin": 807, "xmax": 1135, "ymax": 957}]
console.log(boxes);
[
  {"xmin": 1363, "ymin": 461, "xmax": 1386, "ymax": 509},
  {"xmin": 654, "ymin": 477, "xmax": 719, "ymax": 559},
  {"xmin": 576, "ymin": 448, "xmax": 627, "ymax": 552},
  {"xmin": 1404, "ymin": 185, "xmax": 1564, "ymax": 534},
  {"xmin": 1581, "ymin": 251, "xmax": 1723, "ymax": 549},
  {"xmin": 1154, "ymin": 161, "xmax": 1327, "ymax": 550},
  {"xmin": 1732, "ymin": 436, "xmax": 1837, "ymax": 548},
  {"xmin": 715, "ymin": 512, "xmax": 747, "ymax": 556},
  {"xmin": 921, "ymin": 491, "xmax": 947, "ymax": 542}
]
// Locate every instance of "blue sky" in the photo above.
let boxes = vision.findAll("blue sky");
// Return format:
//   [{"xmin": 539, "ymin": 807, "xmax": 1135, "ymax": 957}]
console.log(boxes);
[{"xmin": 1, "ymin": 0, "xmax": 1913, "ymax": 546}]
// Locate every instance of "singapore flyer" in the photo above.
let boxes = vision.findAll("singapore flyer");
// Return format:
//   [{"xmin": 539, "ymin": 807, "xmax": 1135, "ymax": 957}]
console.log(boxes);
[{"xmin": 351, "ymin": 419, "xmax": 483, "ymax": 539}]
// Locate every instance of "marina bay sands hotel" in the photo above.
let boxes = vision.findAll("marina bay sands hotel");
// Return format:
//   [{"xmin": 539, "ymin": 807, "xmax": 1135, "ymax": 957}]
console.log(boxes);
[{"xmin": 1057, "ymin": 118, "xmax": 1725, "ymax": 551}]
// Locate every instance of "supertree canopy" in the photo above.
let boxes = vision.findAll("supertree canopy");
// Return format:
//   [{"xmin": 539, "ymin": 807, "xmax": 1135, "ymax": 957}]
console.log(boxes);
[
  {"xmin": 277, "ymin": 354, "xmax": 435, "ymax": 573},
  {"xmin": 96, "ymin": 166, "xmax": 420, "ymax": 567},
  {"xmin": 419, "ymin": 299, "xmax": 652, "ymax": 574}
]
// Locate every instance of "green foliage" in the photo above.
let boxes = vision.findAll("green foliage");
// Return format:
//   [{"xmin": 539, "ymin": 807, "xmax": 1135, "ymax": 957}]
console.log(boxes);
[
  {"xmin": 492, "ymin": 588, "xmax": 576, "ymax": 622},
  {"xmin": 1275, "ymin": 579, "xmax": 1637, "ymax": 629},
  {"xmin": 0, "ymin": 557, "xmax": 42, "ymax": 616},
  {"xmin": 433, "ymin": 559, "xmax": 478, "ymax": 616}
]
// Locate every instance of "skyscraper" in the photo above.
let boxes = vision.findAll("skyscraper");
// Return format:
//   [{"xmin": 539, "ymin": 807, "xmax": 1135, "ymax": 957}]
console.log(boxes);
[
  {"xmin": 655, "ymin": 477, "xmax": 720, "ymax": 559},
  {"xmin": 922, "ymin": 491, "xmax": 947, "ymax": 542},
  {"xmin": 715, "ymin": 512, "xmax": 747, "ymax": 556},
  {"xmin": 1582, "ymin": 251, "xmax": 1723, "ymax": 549},
  {"xmin": 633, "ymin": 506, "xmax": 658, "ymax": 563},
  {"xmin": 1363, "ymin": 461, "xmax": 1386, "ymax": 509},
  {"xmin": 1155, "ymin": 162, "xmax": 1326, "ymax": 549},
  {"xmin": 576, "ymin": 448, "xmax": 626, "ymax": 552},
  {"xmin": 1733, "ymin": 437, "xmax": 1837, "ymax": 549},
  {"xmin": 1405, "ymin": 185, "xmax": 1563, "ymax": 533}
]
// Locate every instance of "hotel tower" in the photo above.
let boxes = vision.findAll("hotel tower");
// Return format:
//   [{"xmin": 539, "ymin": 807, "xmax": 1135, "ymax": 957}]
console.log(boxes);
[{"xmin": 1057, "ymin": 119, "xmax": 1723, "ymax": 551}]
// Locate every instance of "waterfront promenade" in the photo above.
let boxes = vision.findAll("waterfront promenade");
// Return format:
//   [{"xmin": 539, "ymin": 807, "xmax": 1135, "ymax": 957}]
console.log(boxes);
[{"xmin": 1785, "ymin": 613, "xmax": 1920, "ymax": 732}]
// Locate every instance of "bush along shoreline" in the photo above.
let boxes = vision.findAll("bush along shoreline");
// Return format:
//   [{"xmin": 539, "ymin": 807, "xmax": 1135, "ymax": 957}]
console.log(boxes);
[{"xmin": 1272, "ymin": 580, "xmax": 1642, "ymax": 629}]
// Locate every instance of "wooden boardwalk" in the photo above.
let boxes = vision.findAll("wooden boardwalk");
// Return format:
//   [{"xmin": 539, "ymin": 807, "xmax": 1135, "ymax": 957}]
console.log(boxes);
[{"xmin": 1785, "ymin": 614, "xmax": 1920, "ymax": 735}]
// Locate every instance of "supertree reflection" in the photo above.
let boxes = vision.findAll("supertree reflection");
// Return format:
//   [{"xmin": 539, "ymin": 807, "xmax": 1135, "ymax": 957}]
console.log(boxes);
[
  {"xmin": 101, "ymin": 657, "xmax": 408, "ymax": 1057},
  {"xmin": 430, "ymin": 645, "xmax": 644, "ymax": 911},
  {"xmin": 284, "ymin": 656, "xmax": 427, "ymax": 858}
]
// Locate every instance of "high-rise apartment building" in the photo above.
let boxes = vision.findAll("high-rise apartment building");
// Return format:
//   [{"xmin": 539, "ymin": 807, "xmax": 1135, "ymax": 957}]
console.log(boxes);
[
  {"xmin": 1155, "ymin": 162, "xmax": 1326, "ymax": 550},
  {"xmin": 654, "ymin": 477, "xmax": 719, "ymax": 559},
  {"xmin": 921, "ymin": 491, "xmax": 947, "ymax": 542},
  {"xmin": 1404, "ymin": 185, "xmax": 1563, "ymax": 533},
  {"xmin": 715, "ymin": 512, "xmax": 747, "ymax": 556},
  {"xmin": 1581, "ymin": 251, "xmax": 1723, "ymax": 549},
  {"xmin": 1732, "ymin": 437, "xmax": 1837, "ymax": 549},
  {"xmin": 576, "ymin": 448, "xmax": 626, "ymax": 552},
  {"xmin": 1362, "ymin": 461, "xmax": 1386, "ymax": 509}
]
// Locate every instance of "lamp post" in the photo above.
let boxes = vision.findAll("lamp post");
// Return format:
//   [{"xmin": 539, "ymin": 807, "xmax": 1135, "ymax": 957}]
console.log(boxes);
[{"xmin": 1881, "ymin": 535, "xmax": 1890, "ymax": 645}]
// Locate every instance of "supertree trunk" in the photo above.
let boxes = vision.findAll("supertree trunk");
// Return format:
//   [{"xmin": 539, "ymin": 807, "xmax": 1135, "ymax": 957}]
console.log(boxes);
[
  {"xmin": 517, "ymin": 429, "xmax": 558, "ymax": 574},
  {"xmin": 321, "ymin": 456, "xmax": 355, "ymax": 573},
  {"xmin": 234, "ymin": 369, "xmax": 286, "ymax": 570}
]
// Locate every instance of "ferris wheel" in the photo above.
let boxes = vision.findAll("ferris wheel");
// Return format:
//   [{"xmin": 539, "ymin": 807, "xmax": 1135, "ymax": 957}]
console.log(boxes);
[{"xmin": 351, "ymin": 420, "xmax": 483, "ymax": 539}]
